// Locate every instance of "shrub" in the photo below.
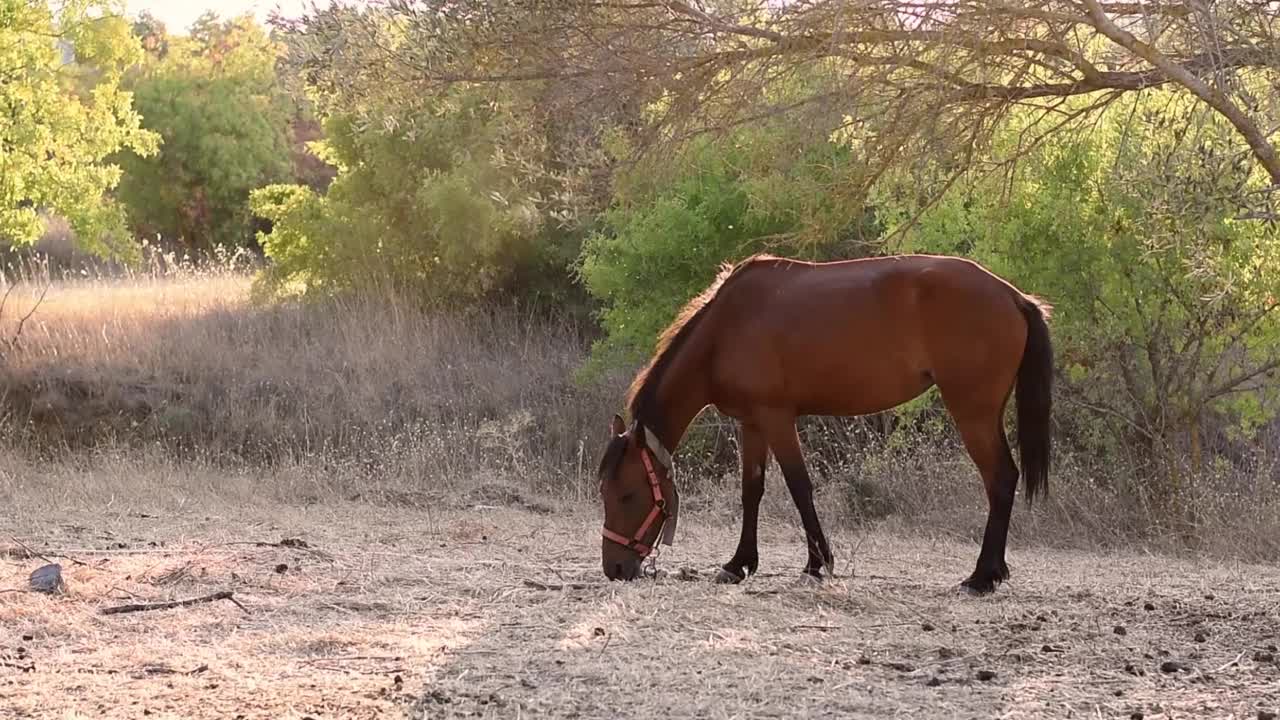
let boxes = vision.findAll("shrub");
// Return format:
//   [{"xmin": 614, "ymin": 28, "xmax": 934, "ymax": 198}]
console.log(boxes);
[{"xmin": 250, "ymin": 88, "xmax": 583, "ymax": 308}]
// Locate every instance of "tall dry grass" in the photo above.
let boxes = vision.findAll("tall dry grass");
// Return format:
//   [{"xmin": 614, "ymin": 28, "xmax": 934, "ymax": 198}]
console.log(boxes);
[
  {"xmin": 0, "ymin": 257, "xmax": 628, "ymax": 502},
  {"xmin": 2, "ymin": 257, "xmax": 1279, "ymax": 562}
]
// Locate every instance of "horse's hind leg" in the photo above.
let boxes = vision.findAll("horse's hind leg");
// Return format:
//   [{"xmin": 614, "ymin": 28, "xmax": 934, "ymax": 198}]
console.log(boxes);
[
  {"xmin": 759, "ymin": 411, "xmax": 834, "ymax": 580},
  {"xmin": 946, "ymin": 403, "xmax": 1019, "ymax": 595},
  {"xmin": 715, "ymin": 423, "xmax": 769, "ymax": 584}
]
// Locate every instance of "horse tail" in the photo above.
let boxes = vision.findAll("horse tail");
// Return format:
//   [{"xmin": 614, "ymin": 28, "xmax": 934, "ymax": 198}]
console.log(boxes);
[{"xmin": 1014, "ymin": 294, "xmax": 1053, "ymax": 504}]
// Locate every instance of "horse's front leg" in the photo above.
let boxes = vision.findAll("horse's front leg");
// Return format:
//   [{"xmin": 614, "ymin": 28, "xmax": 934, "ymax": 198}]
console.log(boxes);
[
  {"xmin": 763, "ymin": 414, "xmax": 834, "ymax": 580},
  {"xmin": 715, "ymin": 423, "xmax": 769, "ymax": 584}
]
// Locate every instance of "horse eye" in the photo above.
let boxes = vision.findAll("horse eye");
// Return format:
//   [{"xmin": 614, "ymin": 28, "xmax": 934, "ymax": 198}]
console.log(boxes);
[{"xmin": 619, "ymin": 492, "xmax": 636, "ymax": 504}]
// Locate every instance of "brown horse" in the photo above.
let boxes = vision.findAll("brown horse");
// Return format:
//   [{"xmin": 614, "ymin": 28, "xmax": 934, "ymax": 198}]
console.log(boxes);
[{"xmin": 597, "ymin": 253, "xmax": 1053, "ymax": 595}]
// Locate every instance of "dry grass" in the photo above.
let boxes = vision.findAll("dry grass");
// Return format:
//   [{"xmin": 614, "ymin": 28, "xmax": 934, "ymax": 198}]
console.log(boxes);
[
  {"xmin": 3, "ymin": 266, "xmax": 1280, "ymax": 716},
  {"xmin": 3, "ymin": 471, "xmax": 1280, "ymax": 720},
  {"xmin": 2, "ymin": 262, "xmax": 1280, "ymax": 567},
  {"xmin": 0, "ymin": 264, "xmax": 622, "ymax": 500}
]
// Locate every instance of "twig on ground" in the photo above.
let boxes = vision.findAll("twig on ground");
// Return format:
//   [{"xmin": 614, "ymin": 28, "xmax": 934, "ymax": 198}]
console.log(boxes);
[
  {"xmin": 100, "ymin": 590, "xmax": 248, "ymax": 616},
  {"xmin": 108, "ymin": 586, "xmax": 146, "ymax": 600},
  {"xmin": 299, "ymin": 655, "xmax": 408, "ymax": 676},
  {"xmin": 0, "ymin": 660, "xmax": 35, "ymax": 672},
  {"xmin": 300, "ymin": 655, "xmax": 405, "ymax": 665},
  {"xmin": 9, "ymin": 537, "xmax": 90, "ymax": 567},
  {"xmin": 10, "ymin": 538, "xmax": 54, "ymax": 564},
  {"xmin": 141, "ymin": 664, "xmax": 210, "ymax": 676},
  {"xmin": 522, "ymin": 579, "xmax": 591, "ymax": 591},
  {"xmin": 31, "ymin": 547, "xmax": 187, "ymax": 557},
  {"xmin": 148, "ymin": 562, "xmax": 193, "ymax": 586},
  {"xmin": 907, "ymin": 647, "xmax": 989, "ymax": 678},
  {"xmin": 224, "ymin": 538, "xmax": 334, "ymax": 561},
  {"xmin": 311, "ymin": 663, "xmax": 407, "ymax": 675},
  {"xmin": 857, "ymin": 620, "xmax": 921, "ymax": 630},
  {"xmin": 1214, "ymin": 650, "xmax": 1249, "ymax": 673}
]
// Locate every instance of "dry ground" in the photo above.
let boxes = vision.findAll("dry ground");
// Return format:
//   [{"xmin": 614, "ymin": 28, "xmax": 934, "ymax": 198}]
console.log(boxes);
[{"xmin": 4, "ymin": 489, "xmax": 1280, "ymax": 720}]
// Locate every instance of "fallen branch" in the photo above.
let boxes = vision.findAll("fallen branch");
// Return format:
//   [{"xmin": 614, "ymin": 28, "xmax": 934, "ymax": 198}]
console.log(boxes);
[
  {"xmin": 522, "ymin": 579, "xmax": 592, "ymax": 591},
  {"xmin": 224, "ymin": 538, "xmax": 334, "ymax": 562},
  {"xmin": 856, "ymin": 620, "xmax": 921, "ymax": 630},
  {"xmin": 141, "ymin": 663, "xmax": 210, "ymax": 676},
  {"xmin": 100, "ymin": 590, "xmax": 248, "ymax": 616},
  {"xmin": 10, "ymin": 536, "xmax": 89, "ymax": 567},
  {"xmin": 300, "ymin": 655, "xmax": 405, "ymax": 665}
]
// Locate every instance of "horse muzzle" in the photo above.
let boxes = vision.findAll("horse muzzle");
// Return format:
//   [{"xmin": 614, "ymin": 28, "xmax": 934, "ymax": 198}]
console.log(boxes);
[{"xmin": 602, "ymin": 546, "xmax": 643, "ymax": 581}]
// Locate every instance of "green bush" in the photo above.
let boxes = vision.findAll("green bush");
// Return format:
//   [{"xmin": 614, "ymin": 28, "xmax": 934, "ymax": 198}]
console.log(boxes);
[
  {"xmin": 900, "ymin": 92, "xmax": 1280, "ymax": 490},
  {"xmin": 251, "ymin": 88, "xmax": 582, "ymax": 306},
  {"xmin": 115, "ymin": 14, "xmax": 293, "ymax": 250},
  {"xmin": 579, "ymin": 128, "xmax": 881, "ymax": 367}
]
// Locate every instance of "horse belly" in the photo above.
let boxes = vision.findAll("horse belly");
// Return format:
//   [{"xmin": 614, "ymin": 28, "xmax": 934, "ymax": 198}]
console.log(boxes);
[
  {"xmin": 791, "ymin": 351, "xmax": 933, "ymax": 417},
  {"xmin": 711, "ymin": 312, "xmax": 930, "ymax": 419}
]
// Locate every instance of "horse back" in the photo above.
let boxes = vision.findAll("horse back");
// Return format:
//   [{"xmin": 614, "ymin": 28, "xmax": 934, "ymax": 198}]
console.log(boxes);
[{"xmin": 705, "ymin": 254, "xmax": 1032, "ymax": 417}]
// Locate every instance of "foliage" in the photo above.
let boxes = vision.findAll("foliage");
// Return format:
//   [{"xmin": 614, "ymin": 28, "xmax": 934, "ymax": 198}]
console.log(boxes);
[
  {"xmin": 114, "ymin": 13, "xmax": 293, "ymax": 250},
  {"xmin": 900, "ymin": 92, "xmax": 1280, "ymax": 480},
  {"xmin": 0, "ymin": 0, "xmax": 158, "ymax": 257},
  {"xmin": 286, "ymin": 1, "xmax": 1280, "ymax": 223},
  {"xmin": 250, "ymin": 87, "xmax": 581, "ymax": 305},
  {"xmin": 579, "ymin": 126, "xmax": 882, "ymax": 365}
]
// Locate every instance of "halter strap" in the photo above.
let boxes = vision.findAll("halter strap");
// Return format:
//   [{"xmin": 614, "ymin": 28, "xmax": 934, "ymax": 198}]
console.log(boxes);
[
  {"xmin": 600, "ymin": 447, "xmax": 667, "ymax": 557},
  {"xmin": 601, "ymin": 424, "xmax": 675, "ymax": 558},
  {"xmin": 641, "ymin": 425, "xmax": 672, "ymax": 471}
]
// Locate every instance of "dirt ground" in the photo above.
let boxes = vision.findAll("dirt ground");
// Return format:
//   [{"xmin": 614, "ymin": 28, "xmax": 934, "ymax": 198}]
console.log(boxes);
[{"xmin": 4, "ymin": 498, "xmax": 1280, "ymax": 720}]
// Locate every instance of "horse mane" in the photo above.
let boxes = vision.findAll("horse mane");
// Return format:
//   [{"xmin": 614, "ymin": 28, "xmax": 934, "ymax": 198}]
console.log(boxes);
[{"xmin": 625, "ymin": 253, "xmax": 776, "ymax": 434}]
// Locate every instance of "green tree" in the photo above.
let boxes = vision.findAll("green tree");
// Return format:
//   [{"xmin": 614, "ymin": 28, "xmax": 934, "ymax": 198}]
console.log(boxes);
[
  {"xmin": 901, "ymin": 91, "xmax": 1280, "ymax": 500},
  {"xmin": 277, "ymin": 1, "xmax": 1280, "ymax": 223},
  {"xmin": 0, "ymin": 0, "xmax": 157, "ymax": 257},
  {"xmin": 115, "ymin": 13, "xmax": 292, "ymax": 250},
  {"xmin": 250, "ymin": 86, "xmax": 580, "ymax": 305}
]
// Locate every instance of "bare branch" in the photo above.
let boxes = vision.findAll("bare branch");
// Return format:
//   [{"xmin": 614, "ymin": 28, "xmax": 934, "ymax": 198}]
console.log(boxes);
[
  {"xmin": 1079, "ymin": 0, "xmax": 1280, "ymax": 184},
  {"xmin": 0, "ymin": 283, "xmax": 15, "ymax": 324},
  {"xmin": 1204, "ymin": 357, "xmax": 1280, "ymax": 401},
  {"xmin": 8, "ymin": 283, "xmax": 49, "ymax": 350},
  {"xmin": 278, "ymin": 0, "xmax": 1280, "ymax": 217}
]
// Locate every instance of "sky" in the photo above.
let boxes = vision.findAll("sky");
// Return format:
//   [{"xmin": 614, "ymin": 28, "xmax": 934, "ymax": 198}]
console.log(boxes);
[{"xmin": 123, "ymin": 0, "xmax": 315, "ymax": 32}]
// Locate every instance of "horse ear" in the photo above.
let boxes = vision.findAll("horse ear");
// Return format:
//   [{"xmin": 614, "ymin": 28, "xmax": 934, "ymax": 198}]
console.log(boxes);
[{"xmin": 610, "ymin": 414, "xmax": 626, "ymax": 436}]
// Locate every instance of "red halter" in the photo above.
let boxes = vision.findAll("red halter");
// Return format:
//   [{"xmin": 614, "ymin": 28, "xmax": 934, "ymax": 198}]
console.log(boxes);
[{"xmin": 601, "ymin": 447, "xmax": 669, "ymax": 558}]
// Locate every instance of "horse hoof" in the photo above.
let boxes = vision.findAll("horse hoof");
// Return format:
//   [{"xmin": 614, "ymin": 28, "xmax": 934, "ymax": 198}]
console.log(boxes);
[
  {"xmin": 713, "ymin": 567, "xmax": 745, "ymax": 584},
  {"xmin": 958, "ymin": 579, "xmax": 996, "ymax": 597}
]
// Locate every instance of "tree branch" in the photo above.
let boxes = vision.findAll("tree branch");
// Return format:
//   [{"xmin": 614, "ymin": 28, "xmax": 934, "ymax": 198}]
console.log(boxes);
[
  {"xmin": 8, "ymin": 283, "xmax": 49, "ymax": 350},
  {"xmin": 1080, "ymin": 0, "xmax": 1280, "ymax": 184}
]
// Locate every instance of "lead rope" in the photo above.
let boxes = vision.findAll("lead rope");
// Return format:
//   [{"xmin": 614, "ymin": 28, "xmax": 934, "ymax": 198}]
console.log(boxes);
[{"xmin": 642, "ymin": 532, "xmax": 663, "ymax": 579}]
